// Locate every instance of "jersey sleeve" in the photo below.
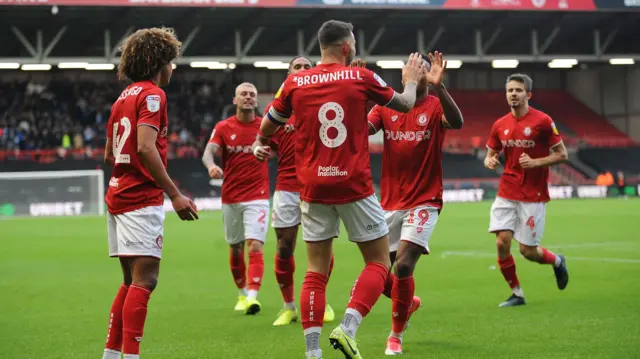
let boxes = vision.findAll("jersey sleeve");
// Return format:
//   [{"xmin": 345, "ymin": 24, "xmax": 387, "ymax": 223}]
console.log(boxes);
[
  {"xmin": 544, "ymin": 116, "xmax": 563, "ymax": 148},
  {"xmin": 367, "ymin": 105, "xmax": 384, "ymax": 132},
  {"xmin": 137, "ymin": 89, "xmax": 165, "ymax": 131},
  {"xmin": 267, "ymin": 77, "xmax": 293, "ymax": 125},
  {"xmin": 363, "ymin": 70, "xmax": 396, "ymax": 106},
  {"xmin": 208, "ymin": 121, "xmax": 224, "ymax": 147},
  {"xmin": 486, "ymin": 121, "xmax": 503, "ymax": 151}
]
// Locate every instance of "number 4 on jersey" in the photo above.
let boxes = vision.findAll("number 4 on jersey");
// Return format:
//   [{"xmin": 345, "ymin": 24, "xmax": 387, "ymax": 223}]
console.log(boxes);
[
  {"xmin": 526, "ymin": 216, "xmax": 535, "ymax": 230},
  {"xmin": 113, "ymin": 117, "xmax": 132, "ymax": 164}
]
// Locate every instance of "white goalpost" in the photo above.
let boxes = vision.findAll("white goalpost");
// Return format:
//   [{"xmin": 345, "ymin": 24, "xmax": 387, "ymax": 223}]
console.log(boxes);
[{"xmin": 0, "ymin": 169, "xmax": 105, "ymax": 217}]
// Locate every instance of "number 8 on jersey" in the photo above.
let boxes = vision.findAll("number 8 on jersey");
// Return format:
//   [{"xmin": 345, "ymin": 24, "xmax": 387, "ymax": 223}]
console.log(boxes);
[{"xmin": 318, "ymin": 102, "xmax": 347, "ymax": 148}]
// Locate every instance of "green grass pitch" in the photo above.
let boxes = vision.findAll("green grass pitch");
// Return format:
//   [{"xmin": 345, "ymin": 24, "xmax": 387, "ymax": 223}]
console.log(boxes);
[{"xmin": 1, "ymin": 198, "xmax": 639, "ymax": 359}]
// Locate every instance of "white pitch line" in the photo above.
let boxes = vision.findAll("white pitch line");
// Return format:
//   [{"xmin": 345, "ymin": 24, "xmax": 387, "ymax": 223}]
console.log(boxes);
[
  {"xmin": 440, "ymin": 250, "xmax": 640, "ymax": 264},
  {"xmin": 545, "ymin": 242, "xmax": 638, "ymax": 249}
]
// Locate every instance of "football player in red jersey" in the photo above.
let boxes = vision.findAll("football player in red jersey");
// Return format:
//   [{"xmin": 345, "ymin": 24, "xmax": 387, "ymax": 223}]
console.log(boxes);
[
  {"xmin": 485, "ymin": 73, "xmax": 570, "ymax": 308},
  {"xmin": 253, "ymin": 20, "xmax": 425, "ymax": 359},
  {"xmin": 266, "ymin": 56, "xmax": 337, "ymax": 327},
  {"xmin": 367, "ymin": 51, "xmax": 464, "ymax": 356},
  {"xmin": 102, "ymin": 27, "xmax": 198, "ymax": 359},
  {"xmin": 201, "ymin": 82, "xmax": 270, "ymax": 315}
]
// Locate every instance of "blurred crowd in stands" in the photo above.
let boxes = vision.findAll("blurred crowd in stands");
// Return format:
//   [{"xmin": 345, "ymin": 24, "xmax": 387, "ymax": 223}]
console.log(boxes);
[{"xmin": 0, "ymin": 77, "xmax": 246, "ymax": 159}]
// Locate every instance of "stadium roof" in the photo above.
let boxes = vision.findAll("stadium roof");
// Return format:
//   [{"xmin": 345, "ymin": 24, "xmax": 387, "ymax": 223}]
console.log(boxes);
[{"xmin": 0, "ymin": 7, "xmax": 638, "ymax": 67}]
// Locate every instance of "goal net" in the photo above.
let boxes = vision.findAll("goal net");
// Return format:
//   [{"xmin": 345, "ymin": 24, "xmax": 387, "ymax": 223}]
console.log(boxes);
[{"xmin": 0, "ymin": 170, "xmax": 104, "ymax": 218}]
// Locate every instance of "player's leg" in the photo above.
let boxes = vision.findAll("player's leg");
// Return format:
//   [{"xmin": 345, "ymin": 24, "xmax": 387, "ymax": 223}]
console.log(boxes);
[
  {"xmin": 385, "ymin": 206, "xmax": 436, "ymax": 356},
  {"xmin": 102, "ymin": 256, "xmax": 133, "ymax": 359},
  {"xmin": 515, "ymin": 202, "xmax": 569, "ymax": 290},
  {"xmin": 382, "ymin": 210, "xmax": 402, "ymax": 299},
  {"xmin": 103, "ymin": 214, "xmax": 131, "ymax": 359},
  {"xmin": 111, "ymin": 205, "xmax": 165, "ymax": 359},
  {"xmin": 223, "ymin": 203, "xmax": 249, "ymax": 311},
  {"xmin": 272, "ymin": 191, "xmax": 300, "ymax": 325},
  {"xmin": 489, "ymin": 197, "xmax": 525, "ymax": 307},
  {"xmin": 299, "ymin": 201, "xmax": 340, "ymax": 359},
  {"xmin": 242, "ymin": 200, "xmax": 270, "ymax": 315},
  {"xmin": 330, "ymin": 194, "xmax": 391, "ymax": 359}
]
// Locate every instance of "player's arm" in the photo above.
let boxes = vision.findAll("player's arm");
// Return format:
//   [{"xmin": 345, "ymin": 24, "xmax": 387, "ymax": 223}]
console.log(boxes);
[
  {"xmin": 485, "ymin": 122, "xmax": 502, "ymax": 170},
  {"xmin": 520, "ymin": 142, "xmax": 568, "ymax": 169},
  {"xmin": 386, "ymin": 82, "xmax": 418, "ymax": 113},
  {"xmin": 202, "ymin": 126, "xmax": 224, "ymax": 178},
  {"xmin": 434, "ymin": 84, "xmax": 464, "ymax": 130},
  {"xmin": 104, "ymin": 138, "xmax": 115, "ymax": 166},
  {"xmin": 104, "ymin": 115, "xmax": 115, "ymax": 166},
  {"xmin": 484, "ymin": 147, "xmax": 501, "ymax": 170},
  {"xmin": 520, "ymin": 118, "xmax": 568, "ymax": 169},
  {"xmin": 367, "ymin": 105, "xmax": 383, "ymax": 135}
]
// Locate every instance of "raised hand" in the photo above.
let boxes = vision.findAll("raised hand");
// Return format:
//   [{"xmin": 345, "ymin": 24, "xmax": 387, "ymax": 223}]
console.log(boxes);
[
  {"xmin": 426, "ymin": 51, "xmax": 446, "ymax": 87},
  {"xmin": 402, "ymin": 53, "xmax": 426, "ymax": 85},
  {"xmin": 350, "ymin": 58, "xmax": 367, "ymax": 68}
]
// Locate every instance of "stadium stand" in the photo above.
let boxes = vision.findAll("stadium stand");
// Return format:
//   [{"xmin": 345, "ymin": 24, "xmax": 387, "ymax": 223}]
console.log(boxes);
[{"xmin": 532, "ymin": 90, "xmax": 636, "ymax": 147}]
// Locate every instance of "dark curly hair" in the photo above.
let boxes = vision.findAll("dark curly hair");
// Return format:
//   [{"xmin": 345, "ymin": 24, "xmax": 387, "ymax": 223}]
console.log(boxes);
[{"xmin": 117, "ymin": 27, "xmax": 182, "ymax": 82}]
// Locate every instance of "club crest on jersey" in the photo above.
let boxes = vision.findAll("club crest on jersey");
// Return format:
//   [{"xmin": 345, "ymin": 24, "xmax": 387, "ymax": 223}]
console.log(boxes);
[
  {"xmin": 524, "ymin": 127, "xmax": 532, "ymax": 136},
  {"xmin": 230, "ymin": 134, "xmax": 236, "ymax": 140},
  {"xmin": 417, "ymin": 114, "xmax": 429, "ymax": 126},
  {"xmin": 391, "ymin": 115, "xmax": 398, "ymax": 122},
  {"xmin": 504, "ymin": 129, "xmax": 509, "ymax": 135},
  {"xmin": 146, "ymin": 95, "xmax": 161, "ymax": 113}
]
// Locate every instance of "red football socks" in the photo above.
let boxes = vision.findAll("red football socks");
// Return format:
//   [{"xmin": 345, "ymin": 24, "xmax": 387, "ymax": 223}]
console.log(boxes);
[
  {"xmin": 498, "ymin": 255, "xmax": 520, "ymax": 289},
  {"xmin": 275, "ymin": 254, "xmax": 296, "ymax": 304},
  {"xmin": 105, "ymin": 283, "xmax": 129, "ymax": 352},
  {"xmin": 538, "ymin": 247, "xmax": 558, "ymax": 265},
  {"xmin": 383, "ymin": 271, "xmax": 396, "ymax": 298},
  {"xmin": 347, "ymin": 262, "xmax": 388, "ymax": 317},
  {"xmin": 122, "ymin": 285, "xmax": 151, "ymax": 356},
  {"xmin": 301, "ymin": 271, "xmax": 328, "ymax": 329},
  {"xmin": 229, "ymin": 250, "xmax": 247, "ymax": 290},
  {"xmin": 391, "ymin": 275, "xmax": 415, "ymax": 334},
  {"xmin": 247, "ymin": 251, "xmax": 264, "ymax": 292}
]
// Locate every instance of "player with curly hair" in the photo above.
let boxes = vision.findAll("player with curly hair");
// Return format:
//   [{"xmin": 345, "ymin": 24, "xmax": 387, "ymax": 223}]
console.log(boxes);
[{"xmin": 101, "ymin": 27, "xmax": 198, "ymax": 359}]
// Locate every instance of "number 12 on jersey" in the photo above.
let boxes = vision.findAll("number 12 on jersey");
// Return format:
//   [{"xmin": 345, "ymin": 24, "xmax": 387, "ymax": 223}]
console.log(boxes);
[{"xmin": 113, "ymin": 117, "xmax": 131, "ymax": 164}]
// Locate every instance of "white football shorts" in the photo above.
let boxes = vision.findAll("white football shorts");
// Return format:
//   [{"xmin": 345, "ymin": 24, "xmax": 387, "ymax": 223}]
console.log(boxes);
[
  {"xmin": 488, "ymin": 196, "xmax": 546, "ymax": 247},
  {"xmin": 222, "ymin": 199, "xmax": 270, "ymax": 245},
  {"xmin": 385, "ymin": 205, "xmax": 440, "ymax": 254},
  {"xmin": 108, "ymin": 205, "xmax": 165, "ymax": 260},
  {"xmin": 272, "ymin": 191, "xmax": 301, "ymax": 228},
  {"xmin": 300, "ymin": 194, "xmax": 389, "ymax": 243}
]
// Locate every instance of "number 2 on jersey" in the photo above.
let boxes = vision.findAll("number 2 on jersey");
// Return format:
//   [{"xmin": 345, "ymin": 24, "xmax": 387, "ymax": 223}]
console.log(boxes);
[
  {"xmin": 318, "ymin": 102, "xmax": 347, "ymax": 148},
  {"xmin": 113, "ymin": 117, "xmax": 132, "ymax": 164}
]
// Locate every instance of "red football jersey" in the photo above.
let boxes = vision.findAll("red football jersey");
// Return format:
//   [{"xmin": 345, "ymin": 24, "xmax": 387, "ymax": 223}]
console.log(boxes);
[
  {"xmin": 267, "ymin": 63, "xmax": 395, "ymax": 205},
  {"xmin": 209, "ymin": 115, "xmax": 270, "ymax": 204},
  {"xmin": 486, "ymin": 107, "xmax": 563, "ymax": 203},
  {"xmin": 368, "ymin": 95, "xmax": 446, "ymax": 211},
  {"xmin": 106, "ymin": 80, "xmax": 169, "ymax": 215},
  {"xmin": 265, "ymin": 101, "xmax": 300, "ymax": 193}
]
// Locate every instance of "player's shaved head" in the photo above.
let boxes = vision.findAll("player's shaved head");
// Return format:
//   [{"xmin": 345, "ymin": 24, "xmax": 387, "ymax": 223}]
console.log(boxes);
[
  {"xmin": 506, "ymin": 73, "xmax": 533, "ymax": 93},
  {"xmin": 235, "ymin": 82, "xmax": 257, "ymax": 96},
  {"xmin": 318, "ymin": 20, "xmax": 354, "ymax": 48}
]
